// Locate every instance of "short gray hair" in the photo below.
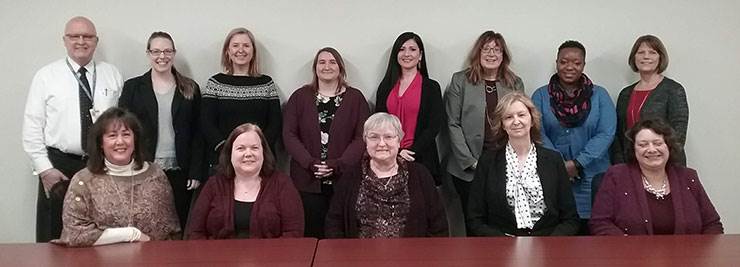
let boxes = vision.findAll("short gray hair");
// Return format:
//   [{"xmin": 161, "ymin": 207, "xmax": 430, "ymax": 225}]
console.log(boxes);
[{"xmin": 363, "ymin": 112, "xmax": 404, "ymax": 140}]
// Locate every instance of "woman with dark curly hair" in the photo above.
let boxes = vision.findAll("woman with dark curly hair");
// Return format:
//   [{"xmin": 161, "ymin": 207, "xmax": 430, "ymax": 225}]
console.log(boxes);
[{"xmin": 591, "ymin": 118, "xmax": 722, "ymax": 235}]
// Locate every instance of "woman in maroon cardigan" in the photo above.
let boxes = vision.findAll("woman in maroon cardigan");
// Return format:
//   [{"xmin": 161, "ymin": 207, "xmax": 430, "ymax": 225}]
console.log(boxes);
[
  {"xmin": 325, "ymin": 113, "xmax": 448, "ymax": 238},
  {"xmin": 283, "ymin": 47, "xmax": 369, "ymax": 238},
  {"xmin": 590, "ymin": 119, "xmax": 722, "ymax": 235},
  {"xmin": 187, "ymin": 123, "xmax": 304, "ymax": 239}
]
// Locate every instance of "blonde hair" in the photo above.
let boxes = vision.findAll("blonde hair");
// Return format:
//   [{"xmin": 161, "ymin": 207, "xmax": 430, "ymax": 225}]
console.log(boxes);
[
  {"xmin": 488, "ymin": 92, "xmax": 543, "ymax": 149},
  {"xmin": 221, "ymin": 27, "xmax": 260, "ymax": 76}
]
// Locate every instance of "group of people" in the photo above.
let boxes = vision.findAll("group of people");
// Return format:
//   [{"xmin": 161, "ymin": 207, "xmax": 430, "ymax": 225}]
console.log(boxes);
[{"xmin": 22, "ymin": 16, "xmax": 722, "ymax": 247}]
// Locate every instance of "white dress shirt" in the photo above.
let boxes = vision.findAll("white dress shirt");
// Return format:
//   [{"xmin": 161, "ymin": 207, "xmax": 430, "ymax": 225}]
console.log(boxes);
[{"xmin": 22, "ymin": 57, "xmax": 123, "ymax": 173}]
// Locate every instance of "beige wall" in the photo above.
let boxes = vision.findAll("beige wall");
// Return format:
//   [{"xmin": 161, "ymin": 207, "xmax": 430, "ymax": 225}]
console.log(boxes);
[{"xmin": 1, "ymin": 0, "xmax": 738, "ymax": 242}]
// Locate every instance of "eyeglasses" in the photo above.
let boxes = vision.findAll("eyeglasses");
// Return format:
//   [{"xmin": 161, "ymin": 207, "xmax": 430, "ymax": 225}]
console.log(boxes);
[
  {"xmin": 481, "ymin": 46, "xmax": 503, "ymax": 55},
  {"xmin": 366, "ymin": 134, "xmax": 399, "ymax": 143},
  {"xmin": 147, "ymin": 49, "xmax": 176, "ymax": 56},
  {"xmin": 65, "ymin": 34, "xmax": 97, "ymax": 42}
]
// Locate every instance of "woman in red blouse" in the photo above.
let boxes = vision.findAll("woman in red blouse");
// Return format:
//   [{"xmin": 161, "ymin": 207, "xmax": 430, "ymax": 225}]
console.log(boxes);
[{"xmin": 375, "ymin": 32, "xmax": 443, "ymax": 184}]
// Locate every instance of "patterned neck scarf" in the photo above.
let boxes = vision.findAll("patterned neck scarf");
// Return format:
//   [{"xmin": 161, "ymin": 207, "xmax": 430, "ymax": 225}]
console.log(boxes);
[
  {"xmin": 547, "ymin": 73, "xmax": 594, "ymax": 128},
  {"xmin": 505, "ymin": 143, "xmax": 545, "ymax": 229}
]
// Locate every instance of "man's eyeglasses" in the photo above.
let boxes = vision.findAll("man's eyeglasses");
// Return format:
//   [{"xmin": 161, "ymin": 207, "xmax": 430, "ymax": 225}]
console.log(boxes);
[{"xmin": 65, "ymin": 34, "xmax": 97, "ymax": 42}]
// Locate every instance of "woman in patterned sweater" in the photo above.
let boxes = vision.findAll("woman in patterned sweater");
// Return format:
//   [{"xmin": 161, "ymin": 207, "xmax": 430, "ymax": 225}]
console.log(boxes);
[{"xmin": 201, "ymin": 28, "xmax": 282, "ymax": 171}]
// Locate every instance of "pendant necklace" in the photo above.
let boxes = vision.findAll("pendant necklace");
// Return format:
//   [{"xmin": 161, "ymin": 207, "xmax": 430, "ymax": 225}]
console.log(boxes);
[{"xmin": 485, "ymin": 81, "xmax": 497, "ymax": 94}]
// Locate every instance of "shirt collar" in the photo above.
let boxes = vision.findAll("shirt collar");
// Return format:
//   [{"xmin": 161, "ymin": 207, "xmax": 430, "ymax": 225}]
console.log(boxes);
[{"xmin": 66, "ymin": 56, "xmax": 95, "ymax": 72}]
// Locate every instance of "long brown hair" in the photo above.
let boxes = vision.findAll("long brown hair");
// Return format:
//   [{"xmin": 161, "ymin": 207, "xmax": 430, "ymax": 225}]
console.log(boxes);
[
  {"xmin": 86, "ymin": 107, "xmax": 147, "ymax": 174},
  {"xmin": 217, "ymin": 123, "xmax": 276, "ymax": 179},
  {"xmin": 147, "ymin": 31, "xmax": 197, "ymax": 99},
  {"xmin": 466, "ymin": 31, "xmax": 517, "ymax": 88},
  {"xmin": 309, "ymin": 47, "xmax": 348, "ymax": 94},
  {"xmin": 221, "ymin": 27, "xmax": 260, "ymax": 76},
  {"xmin": 489, "ymin": 92, "xmax": 543, "ymax": 150}
]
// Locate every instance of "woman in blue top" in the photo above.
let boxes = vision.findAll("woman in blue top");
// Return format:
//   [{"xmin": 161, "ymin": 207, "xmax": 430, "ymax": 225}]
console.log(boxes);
[{"xmin": 531, "ymin": 40, "xmax": 616, "ymax": 234}]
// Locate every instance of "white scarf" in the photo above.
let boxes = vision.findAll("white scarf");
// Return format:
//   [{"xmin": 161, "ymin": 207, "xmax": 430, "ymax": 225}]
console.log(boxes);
[
  {"xmin": 505, "ymin": 143, "xmax": 545, "ymax": 229},
  {"xmin": 105, "ymin": 159, "xmax": 149, "ymax": 176}
]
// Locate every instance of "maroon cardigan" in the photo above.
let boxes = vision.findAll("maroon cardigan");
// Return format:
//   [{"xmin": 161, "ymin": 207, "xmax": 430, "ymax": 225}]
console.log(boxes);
[
  {"xmin": 282, "ymin": 85, "xmax": 369, "ymax": 193},
  {"xmin": 325, "ymin": 161, "xmax": 448, "ymax": 238},
  {"xmin": 187, "ymin": 171, "xmax": 304, "ymax": 239},
  {"xmin": 590, "ymin": 163, "xmax": 723, "ymax": 235}
]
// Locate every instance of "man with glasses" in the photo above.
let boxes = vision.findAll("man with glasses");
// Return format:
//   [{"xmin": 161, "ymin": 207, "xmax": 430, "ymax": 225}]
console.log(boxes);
[{"xmin": 22, "ymin": 16, "xmax": 122, "ymax": 242}]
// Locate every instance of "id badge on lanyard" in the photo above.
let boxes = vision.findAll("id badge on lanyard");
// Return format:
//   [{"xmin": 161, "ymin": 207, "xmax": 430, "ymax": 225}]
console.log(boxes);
[{"xmin": 65, "ymin": 59, "xmax": 101, "ymax": 120}]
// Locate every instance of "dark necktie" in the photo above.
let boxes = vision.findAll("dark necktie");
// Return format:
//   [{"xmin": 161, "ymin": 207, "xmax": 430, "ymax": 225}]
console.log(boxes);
[{"xmin": 78, "ymin": 67, "xmax": 93, "ymax": 154}]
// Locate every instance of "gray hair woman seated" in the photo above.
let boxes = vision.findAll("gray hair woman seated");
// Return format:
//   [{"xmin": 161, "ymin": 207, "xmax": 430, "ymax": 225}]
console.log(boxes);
[{"xmin": 325, "ymin": 112, "xmax": 448, "ymax": 238}]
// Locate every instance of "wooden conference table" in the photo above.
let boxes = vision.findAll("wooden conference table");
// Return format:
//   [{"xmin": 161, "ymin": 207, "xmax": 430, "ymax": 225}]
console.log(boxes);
[
  {"xmin": 2, "ymin": 235, "xmax": 739, "ymax": 266},
  {"xmin": 0, "ymin": 238, "xmax": 317, "ymax": 266},
  {"xmin": 313, "ymin": 235, "xmax": 740, "ymax": 266}
]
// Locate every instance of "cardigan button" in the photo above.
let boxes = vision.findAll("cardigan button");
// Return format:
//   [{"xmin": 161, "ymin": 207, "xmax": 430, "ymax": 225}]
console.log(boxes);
[
  {"xmin": 624, "ymin": 192, "xmax": 628, "ymax": 196},
  {"xmin": 644, "ymin": 219, "xmax": 649, "ymax": 223},
  {"xmin": 691, "ymin": 179, "xmax": 695, "ymax": 183},
  {"xmin": 78, "ymin": 181, "xmax": 84, "ymax": 186},
  {"xmin": 74, "ymin": 197, "xmax": 81, "ymax": 202}
]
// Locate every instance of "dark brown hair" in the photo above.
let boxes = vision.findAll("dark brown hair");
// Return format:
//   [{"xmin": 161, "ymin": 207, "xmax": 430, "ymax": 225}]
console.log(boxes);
[
  {"xmin": 624, "ymin": 118, "xmax": 681, "ymax": 164},
  {"xmin": 221, "ymin": 27, "xmax": 260, "ymax": 76},
  {"xmin": 86, "ymin": 107, "xmax": 147, "ymax": 174},
  {"xmin": 147, "ymin": 31, "xmax": 198, "ymax": 99},
  {"xmin": 489, "ymin": 92, "xmax": 543, "ymax": 150},
  {"xmin": 628, "ymin": 35, "xmax": 669, "ymax": 74},
  {"xmin": 217, "ymin": 123, "xmax": 276, "ymax": 179},
  {"xmin": 310, "ymin": 47, "xmax": 348, "ymax": 94},
  {"xmin": 466, "ymin": 30, "xmax": 517, "ymax": 88}
]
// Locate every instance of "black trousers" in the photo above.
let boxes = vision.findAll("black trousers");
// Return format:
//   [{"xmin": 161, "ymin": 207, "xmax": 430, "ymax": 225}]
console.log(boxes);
[
  {"xmin": 300, "ymin": 184, "xmax": 333, "ymax": 239},
  {"xmin": 164, "ymin": 169, "xmax": 193, "ymax": 233},
  {"xmin": 36, "ymin": 148, "xmax": 86, "ymax": 242},
  {"xmin": 451, "ymin": 176, "xmax": 472, "ymax": 221}
]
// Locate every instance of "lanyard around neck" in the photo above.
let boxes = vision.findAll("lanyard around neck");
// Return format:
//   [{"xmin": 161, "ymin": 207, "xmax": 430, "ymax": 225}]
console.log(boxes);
[{"xmin": 65, "ymin": 59, "xmax": 97, "ymax": 102}]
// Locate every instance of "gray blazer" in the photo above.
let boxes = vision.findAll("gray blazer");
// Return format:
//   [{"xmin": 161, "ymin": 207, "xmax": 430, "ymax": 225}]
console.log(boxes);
[{"xmin": 444, "ymin": 70, "xmax": 524, "ymax": 181}]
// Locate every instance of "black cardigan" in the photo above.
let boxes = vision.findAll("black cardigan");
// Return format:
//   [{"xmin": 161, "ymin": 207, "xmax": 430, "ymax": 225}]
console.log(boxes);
[
  {"xmin": 324, "ymin": 161, "xmax": 448, "ymax": 238},
  {"xmin": 467, "ymin": 145, "xmax": 580, "ymax": 236},
  {"xmin": 118, "ymin": 70, "xmax": 204, "ymax": 179},
  {"xmin": 375, "ymin": 76, "xmax": 444, "ymax": 182}
]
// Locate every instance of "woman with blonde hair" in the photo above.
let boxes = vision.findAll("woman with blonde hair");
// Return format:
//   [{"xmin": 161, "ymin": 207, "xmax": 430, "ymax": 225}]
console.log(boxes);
[{"xmin": 467, "ymin": 93, "xmax": 579, "ymax": 236}]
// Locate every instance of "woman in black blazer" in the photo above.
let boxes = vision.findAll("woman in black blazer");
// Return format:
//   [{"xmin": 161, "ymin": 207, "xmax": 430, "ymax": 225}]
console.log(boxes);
[
  {"xmin": 119, "ymin": 32, "xmax": 203, "ymax": 231},
  {"xmin": 467, "ymin": 93, "xmax": 579, "ymax": 236},
  {"xmin": 375, "ymin": 32, "xmax": 443, "ymax": 184}
]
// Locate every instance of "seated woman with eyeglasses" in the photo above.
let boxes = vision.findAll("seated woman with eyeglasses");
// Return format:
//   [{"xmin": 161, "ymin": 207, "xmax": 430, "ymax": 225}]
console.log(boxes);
[
  {"xmin": 53, "ymin": 107, "xmax": 180, "ymax": 247},
  {"xmin": 325, "ymin": 113, "xmax": 448, "ymax": 238}
]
